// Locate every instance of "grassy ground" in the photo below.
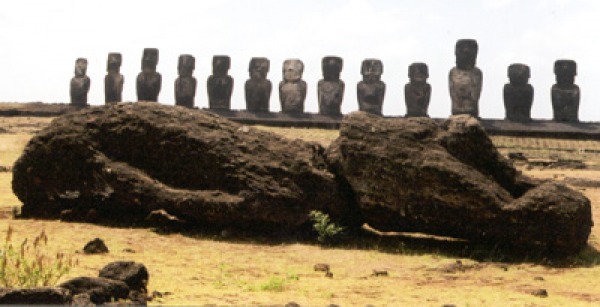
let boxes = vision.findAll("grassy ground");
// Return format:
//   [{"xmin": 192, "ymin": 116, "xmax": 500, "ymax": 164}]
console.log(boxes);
[{"xmin": 0, "ymin": 118, "xmax": 599, "ymax": 305}]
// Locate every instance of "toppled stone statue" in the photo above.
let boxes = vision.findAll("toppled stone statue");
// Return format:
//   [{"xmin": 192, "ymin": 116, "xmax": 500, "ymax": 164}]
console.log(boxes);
[
  {"xmin": 105, "ymin": 53, "xmax": 124, "ymax": 104},
  {"xmin": 552, "ymin": 59, "xmax": 580, "ymax": 122},
  {"xmin": 318, "ymin": 56, "xmax": 345, "ymax": 116},
  {"xmin": 245, "ymin": 57, "xmax": 272, "ymax": 112},
  {"xmin": 70, "ymin": 58, "xmax": 90, "ymax": 107},
  {"xmin": 449, "ymin": 39, "xmax": 482, "ymax": 117},
  {"xmin": 279, "ymin": 59, "xmax": 307, "ymax": 114},
  {"xmin": 136, "ymin": 48, "xmax": 161, "ymax": 102},
  {"xmin": 174, "ymin": 54, "xmax": 197, "ymax": 108},
  {"xmin": 357, "ymin": 59, "xmax": 385, "ymax": 116},
  {"xmin": 504, "ymin": 64, "xmax": 534, "ymax": 122},
  {"xmin": 325, "ymin": 112, "xmax": 592, "ymax": 255},
  {"xmin": 404, "ymin": 62, "xmax": 431, "ymax": 117},
  {"xmin": 207, "ymin": 55, "xmax": 234, "ymax": 110}
]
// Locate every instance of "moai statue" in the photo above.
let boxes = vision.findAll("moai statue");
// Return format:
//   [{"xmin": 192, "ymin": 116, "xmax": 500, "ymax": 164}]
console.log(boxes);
[
  {"xmin": 357, "ymin": 59, "xmax": 385, "ymax": 116},
  {"xmin": 404, "ymin": 62, "xmax": 431, "ymax": 117},
  {"xmin": 136, "ymin": 48, "xmax": 161, "ymax": 102},
  {"xmin": 318, "ymin": 56, "xmax": 345, "ymax": 116},
  {"xmin": 174, "ymin": 54, "xmax": 197, "ymax": 108},
  {"xmin": 207, "ymin": 55, "xmax": 234, "ymax": 110},
  {"xmin": 70, "ymin": 58, "xmax": 90, "ymax": 107},
  {"xmin": 552, "ymin": 59, "xmax": 580, "ymax": 122},
  {"xmin": 449, "ymin": 39, "xmax": 482, "ymax": 117},
  {"xmin": 503, "ymin": 64, "xmax": 534, "ymax": 122},
  {"xmin": 104, "ymin": 53, "xmax": 124, "ymax": 104},
  {"xmin": 279, "ymin": 59, "xmax": 307, "ymax": 114},
  {"xmin": 245, "ymin": 57, "xmax": 272, "ymax": 112}
]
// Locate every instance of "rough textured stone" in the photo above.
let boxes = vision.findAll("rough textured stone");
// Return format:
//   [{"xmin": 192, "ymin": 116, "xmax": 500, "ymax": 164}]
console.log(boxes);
[
  {"xmin": 245, "ymin": 57, "xmax": 272, "ymax": 112},
  {"xmin": 105, "ymin": 53, "xmax": 124, "ymax": 104},
  {"xmin": 207, "ymin": 55, "xmax": 234, "ymax": 110},
  {"xmin": 357, "ymin": 59, "xmax": 385, "ymax": 116},
  {"xmin": 59, "ymin": 277, "xmax": 129, "ymax": 304},
  {"xmin": 175, "ymin": 54, "xmax": 197, "ymax": 108},
  {"xmin": 552, "ymin": 59, "xmax": 579, "ymax": 122},
  {"xmin": 504, "ymin": 63, "xmax": 533, "ymax": 122},
  {"xmin": 325, "ymin": 111, "xmax": 592, "ymax": 254},
  {"xmin": 318, "ymin": 56, "xmax": 344, "ymax": 116},
  {"xmin": 12, "ymin": 102, "xmax": 356, "ymax": 232},
  {"xmin": 0, "ymin": 287, "xmax": 72, "ymax": 304},
  {"xmin": 70, "ymin": 58, "xmax": 90, "ymax": 107},
  {"xmin": 279, "ymin": 59, "xmax": 307, "ymax": 114},
  {"xmin": 404, "ymin": 62, "xmax": 431, "ymax": 117},
  {"xmin": 83, "ymin": 238, "xmax": 109, "ymax": 254},
  {"xmin": 99, "ymin": 261, "xmax": 149, "ymax": 292},
  {"xmin": 449, "ymin": 39, "xmax": 482, "ymax": 117},
  {"xmin": 136, "ymin": 48, "xmax": 162, "ymax": 102}
]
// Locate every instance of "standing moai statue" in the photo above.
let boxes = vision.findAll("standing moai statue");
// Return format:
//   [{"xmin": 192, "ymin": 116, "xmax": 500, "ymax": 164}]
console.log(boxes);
[
  {"xmin": 404, "ymin": 62, "xmax": 431, "ymax": 117},
  {"xmin": 104, "ymin": 53, "xmax": 124, "ymax": 104},
  {"xmin": 318, "ymin": 56, "xmax": 345, "ymax": 116},
  {"xmin": 207, "ymin": 55, "xmax": 234, "ymax": 110},
  {"xmin": 279, "ymin": 59, "xmax": 307, "ymax": 114},
  {"xmin": 245, "ymin": 57, "xmax": 272, "ymax": 112},
  {"xmin": 70, "ymin": 58, "xmax": 90, "ymax": 107},
  {"xmin": 357, "ymin": 59, "xmax": 385, "ymax": 116},
  {"xmin": 449, "ymin": 39, "xmax": 482, "ymax": 117},
  {"xmin": 504, "ymin": 64, "xmax": 534, "ymax": 122},
  {"xmin": 552, "ymin": 59, "xmax": 580, "ymax": 122},
  {"xmin": 174, "ymin": 54, "xmax": 197, "ymax": 108},
  {"xmin": 136, "ymin": 48, "xmax": 161, "ymax": 102}
]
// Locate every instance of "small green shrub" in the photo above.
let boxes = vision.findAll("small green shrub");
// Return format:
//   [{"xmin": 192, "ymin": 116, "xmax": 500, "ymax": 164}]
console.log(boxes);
[
  {"xmin": 0, "ymin": 226, "xmax": 74, "ymax": 288},
  {"xmin": 309, "ymin": 210, "xmax": 345, "ymax": 243},
  {"xmin": 259, "ymin": 276, "xmax": 286, "ymax": 292}
]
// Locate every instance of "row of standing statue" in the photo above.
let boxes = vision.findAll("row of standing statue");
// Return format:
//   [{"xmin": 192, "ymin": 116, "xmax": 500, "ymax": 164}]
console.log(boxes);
[{"xmin": 70, "ymin": 39, "xmax": 581, "ymax": 122}]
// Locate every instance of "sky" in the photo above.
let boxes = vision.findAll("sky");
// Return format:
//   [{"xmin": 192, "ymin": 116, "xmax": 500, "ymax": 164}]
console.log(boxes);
[{"xmin": 1, "ymin": 0, "xmax": 600, "ymax": 120}]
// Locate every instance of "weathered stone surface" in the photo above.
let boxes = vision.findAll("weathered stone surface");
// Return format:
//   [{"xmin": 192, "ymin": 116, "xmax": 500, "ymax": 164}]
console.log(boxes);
[
  {"xmin": 207, "ymin": 55, "xmax": 234, "ymax": 110},
  {"xmin": 0, "ymin": 287, "xmax": 72, "ymax": 304},
  {"xmin": 83, "ymin": 238, "xmax": 109, "ymax": 254},
  {"xmin": 357, "ymin": 59, "xmax": 385, "ymax": 116},
  {"xmin": 318, "ymin": 56, "xmax": 344, "ymax": 116},
  {"xmin": 279, "ymin": 59, "xmax": 307, "ymax": 114},
  {"xmin": 99, "ymin": 261, "xmax": 149, "ymax": 292},
  {"xmin": 325, "ymin": 112, "xmax": 592, "ymax": 254},
  {"xmin": 504, "ymin": 63, "xmax": 533, "ymax": 122},
  {"xmin": 449, "ymin": 39, "xmax": 482, "ymax": 117},
  {"xmin": 137, "ymin": 48, "xmax": 162, "ymax": 102},
  {"xmin": 59, "ymin": 277, "xmax": 129, "ymax": 304},
  {"xmin": 404, "ymin": 62, "xmax": 431, "ymax": 117},
  {"xmin": 12, "ymin": 102, "xmax": 356, "ymax": 232},
  {"xmin": 175, "ymin": 54, "xmax": 197, "ymax": 108},
  {"xmin": 70, "ymin": 58, "xmax": 90, "ymax": 107},
  {"xmin": 245, "ymin": 57, "xmax": 272, "ymax": 112},
  {"xmin": 552, "ymin": 59, "xmax": 579, "ymax": 122},
  {"xmin": 105, "ymin": 52, "xmax": 124, "ymax": 104}
]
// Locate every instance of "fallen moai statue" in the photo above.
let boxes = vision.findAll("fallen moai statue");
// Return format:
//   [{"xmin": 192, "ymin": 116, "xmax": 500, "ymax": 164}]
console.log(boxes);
[{"xmin": 12, "ymin": 103, "xmax": 593, "ymax": 255}]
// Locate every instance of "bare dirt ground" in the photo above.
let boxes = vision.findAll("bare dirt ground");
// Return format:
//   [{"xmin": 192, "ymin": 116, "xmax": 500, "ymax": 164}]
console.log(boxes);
[{"xmin": 1, "ymin": 117, "xmax": 599, "ymax": 306}]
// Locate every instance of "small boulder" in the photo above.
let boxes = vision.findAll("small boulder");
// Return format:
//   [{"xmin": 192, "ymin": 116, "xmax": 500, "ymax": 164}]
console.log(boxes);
[
  {"xmin": 99, "ymin": 261, "xmax": 149, "ymax": 292},
  {"xmin": 83, "ymin": 238, "xmax": 109, "ymax": 254},
  {"xmin": 59, "ymin": 276, "xmax": 129, "ymax": 304},
  {"xmin": 0, "ymin": 288, "xmax": 71, "ymax": 304}
]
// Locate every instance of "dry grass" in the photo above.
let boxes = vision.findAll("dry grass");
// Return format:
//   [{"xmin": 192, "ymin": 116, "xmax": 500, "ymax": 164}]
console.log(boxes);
[{"xmin": 0, "ymin": 119, "xmax": 599, "ymax": 305}]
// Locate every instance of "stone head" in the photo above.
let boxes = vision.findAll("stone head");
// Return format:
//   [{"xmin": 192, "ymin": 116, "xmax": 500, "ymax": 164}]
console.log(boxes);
[
  {"xmin": 107, "ymin": 53, "xmax": 122, "ymax": 73},
  {"xmin": 508, "ymin": 63, "xmax": 530, "ymax": 85},
  {"xmin": 249, "ymin": 57, "xmax": 270, "ymax": 80},
  {"xmin": 283, "ymin": 59, "xmax": 304, "ymax": 82},
  {"xmin": 361, "ymin": 59, "xmax": 383, "ymax": 82},
  {"xmin": 178, "ymin": 54, "xmax": 195, "ymax": 77},
  {"xmin": 141, "ymin": 48, "xmax": 159, "ymax": 71},
  {"xmin": 554, "ymin": 59, "xmax": 577, "ymax": 85},
  {"xmin": 455, "ymin": 39, "xmax": 478, "ymax": 70},
  {"xmin": 322, "ymin": 56, "xmax": 343, "ymax": 81},
  {"xmin": 212, "ymin": 55, "xmax": 231, "ymax": 76},
  {"xmin": 408, "ymin": 62, "xmax": 429, "ymax": 83},
  {"xmin": 74, "ymin": 58, "xmax": 88, "ymax": 76}
]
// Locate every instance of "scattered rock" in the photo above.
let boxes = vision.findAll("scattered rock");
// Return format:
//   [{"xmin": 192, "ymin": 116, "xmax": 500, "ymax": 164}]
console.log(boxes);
[
  {"xmin": 508, "ymin": 152, "xmax": 527, "ymax": 161},
  {"xmin": 371, "ymin": 269, "xmax": 388, "ymax": 277},
  {"xmin": 122, "ymin": 248, "xmax": 136, "ymax": 253},
  {"xmin": 534, "ymin": 276, "xmax": 545, "ymax": 281},
  {"xmin": 0, "ymin": 288, "xmax": 71, "ymax": 304},
  {"xmin": 145, "ymin": 209, "xmax": 186, "ymax": 228},
  {"xmin": 60, "ymin": 209, "xmax": 75, "ymax": 221},
  {"xmin": 83, "ymin": 238, "xmax": 109, "ymax": 254},
  {"xmin": 0, "ymin": 166, "xmax": 11, "ymax": 172},
  {"xmin": 285, "ymin": 302, "xmax": 301, "ymax": 307},
  {"xmin": 325, "ymin": 271, "xmax": 333, "ymax": 278},
  {"xmin": 531, "ymin": 289, "xmax": 548, "ymax": 297},
  {"xmin": 59, "ymin": 276, "xmax": 129, "ymax": 304},
  {"xmin": 435, "ymin": 260, "xmax": 483, "ymax": 273},
  {"xmin": 314, "ymin": 263, "xmax": 330, "ymax": 272},
  {"xmin": 99, "ymin": 261, "xmax": 149, "ymax": 292}
]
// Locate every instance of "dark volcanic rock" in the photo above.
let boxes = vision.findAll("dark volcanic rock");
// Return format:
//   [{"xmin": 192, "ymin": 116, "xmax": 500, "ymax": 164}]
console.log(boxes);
[
  {"xmin": 0, "ymin": 287, "xmax": 72, "ymax": 304},
  {"xmin": 99, "ymin": 261, "xmax": 149, "ymax": 292},
  {"xmin": 84, "ymin": 238, "xmax": 109, "ymax": 254},
  {"xmin": 12, "ymin": 102, "xmax": 357, "ymax": 232},
  {"xmin": 325, "ymin": 112, "xmax": 592, "ymax": 254},
  {"xmin": 59, "ymin": 276, "xmax": 129, "ymax": 304}
]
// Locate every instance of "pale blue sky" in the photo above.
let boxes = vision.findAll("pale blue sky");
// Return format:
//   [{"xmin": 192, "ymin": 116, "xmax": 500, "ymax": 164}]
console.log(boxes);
[{"xmin": 1, "ymin": 0, "xmax": 599, "ymax": 120}]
